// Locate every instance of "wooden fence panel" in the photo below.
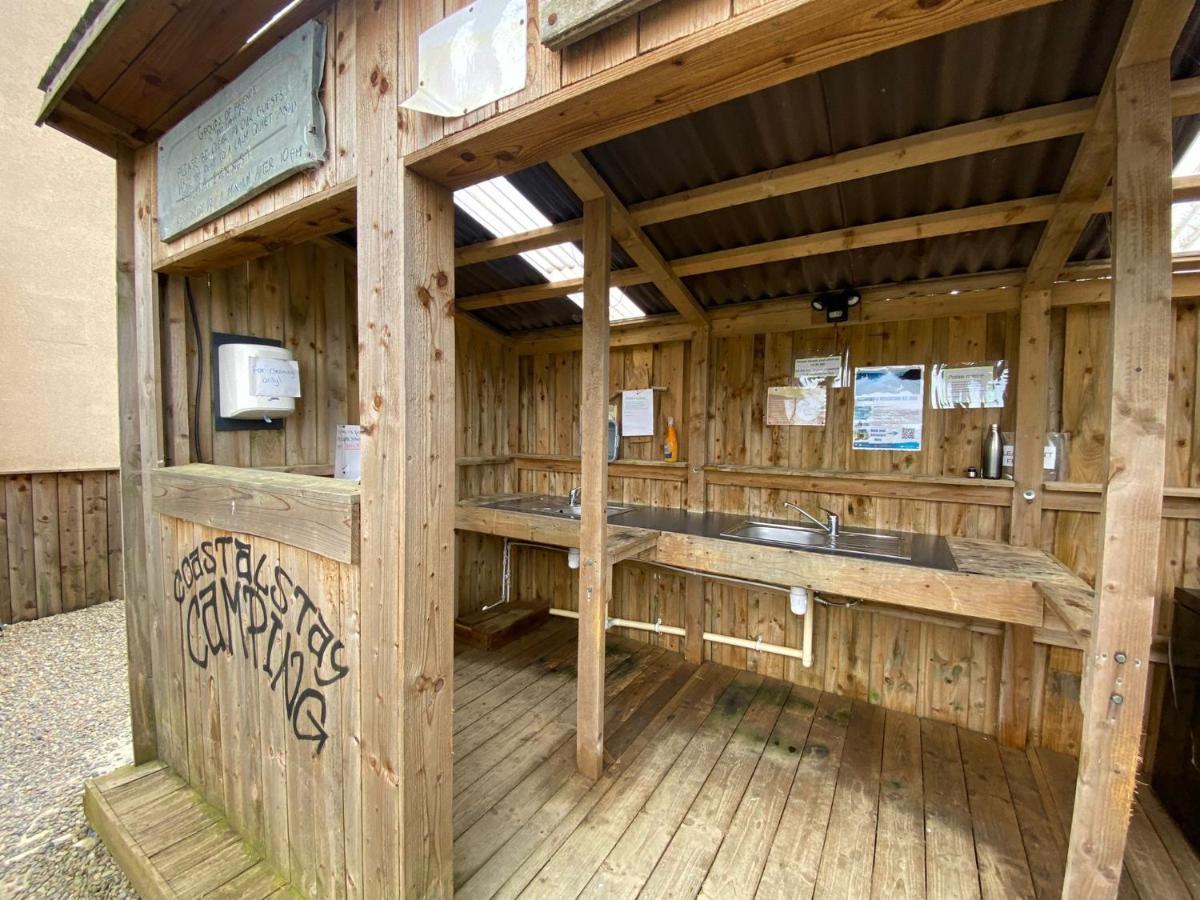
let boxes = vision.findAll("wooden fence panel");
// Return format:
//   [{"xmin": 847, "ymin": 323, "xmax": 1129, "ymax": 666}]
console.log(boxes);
[{"xmin": 0, "ymin": 470, "xmax": 123, "ymax": 624}]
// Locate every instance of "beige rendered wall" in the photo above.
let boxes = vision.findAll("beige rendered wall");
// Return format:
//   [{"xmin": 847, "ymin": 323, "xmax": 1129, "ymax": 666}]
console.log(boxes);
[{"xmin": 0, "ymin": 0, "xmax": 118, "ymax": 474}]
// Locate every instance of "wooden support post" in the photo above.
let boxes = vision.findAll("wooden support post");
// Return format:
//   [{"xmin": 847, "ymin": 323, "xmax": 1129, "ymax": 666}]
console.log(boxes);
[
  {"xmin": 999, "ymin": 285, "xmax": 1050, "ymax": 748},
  {"xmin": 1010, "ymin": 287, "xmax": 1051, "ymax": 549},
  {"xmin": 577, "ymin": 197, "xmax": 611, "ymax": 780},
  {"xmin": 356, "ymin": 0, "xmax": 456, "ymax": 891},
  {"xmin": 115, "ymin": 148, "xmax": 158, "ymax": 766},
  {"xmin": 684, "ymin": 326, "xmax": 710, "ymax": 664},
  {"xmin": 1063, "ymin": 58, "xmax": 1173, "ymax": 898}
]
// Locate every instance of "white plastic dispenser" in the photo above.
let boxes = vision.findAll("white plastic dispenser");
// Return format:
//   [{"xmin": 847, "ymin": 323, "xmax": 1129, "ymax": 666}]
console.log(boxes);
[{"xmin": 218, "ymin": 343, "xmax": 300, "ymax": 420}]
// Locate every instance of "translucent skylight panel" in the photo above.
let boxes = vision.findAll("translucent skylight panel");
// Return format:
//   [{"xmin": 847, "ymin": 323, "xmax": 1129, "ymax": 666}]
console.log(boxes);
[
  {"xmin": 455, "ymin": 176, "xmax": 645, "ymax": 321},
  {"xmin": 1171, "ymin": 132, "xmax": 1200, "ymax": 255}
]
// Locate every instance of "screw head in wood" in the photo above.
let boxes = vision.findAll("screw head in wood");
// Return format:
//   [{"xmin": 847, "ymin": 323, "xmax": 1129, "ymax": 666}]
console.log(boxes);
[
  {"xmin": 1114, "ymin": 651, "xmax": 1127, "ymax": 664},
  {"xmin": 1110, "ymin": 693, "xmax": 1124, "ymax": 705}
]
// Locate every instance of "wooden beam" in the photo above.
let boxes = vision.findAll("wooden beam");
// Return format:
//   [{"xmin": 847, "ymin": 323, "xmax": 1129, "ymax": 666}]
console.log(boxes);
[
  {"xmin": 407, "ymin": 0, "xmax": 1059, "ymax": 188},
  {"xmin": 459, "ymin": 181, "xmax": 1197, "ymax": 313},
  {"xmin": 577, "ymin": 197, "xmax": 611, "ymax": 781},
  {"xmin": 1024, "ymin": 0, "xmax": 1194, "ymax": 291},
  {"xmin": 457, "ymin": 266, "xmax": 648, "ymax": 311},
  {"xmin": 1063, "ymin": 57, "xmax": 1175, "ymax": 898},
  {"xmin": 452, "ymin": 76, "xmax": 1200, "ymax": 271},
  {"xmin": 684, "ymin": 325, "xmax": 710, "ymax": 664},
  {"xmin": 549, "ymin": 153, "xmax": 708, "ymax": 325},
  {"xmin": 628, "ymin": 76, "xmax": 1200, "ymax": 227},
  {"xmin": 1010, "ymin": 287, "xmax": 1051, "ymax": 548},
  {"xmin": 356, "ymin": 0, "xmax": 454, "ymax": 891},
  {"xmin": 115, "ymin": 147, "xmax": 157, "ymax": 766},
  {"xmin": 149, "ymin": 465, "xmax": 360, "ymax": 564},
  {"xmin": 455, "ymin": 219, "xmax": 583, "ymax": 266}
]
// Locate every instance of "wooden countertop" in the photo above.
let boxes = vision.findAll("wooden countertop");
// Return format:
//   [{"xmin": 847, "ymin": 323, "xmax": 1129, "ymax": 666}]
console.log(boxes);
[{"xmin": 456, "ymin": 495, "xmax": 1065, "ymax": 628}]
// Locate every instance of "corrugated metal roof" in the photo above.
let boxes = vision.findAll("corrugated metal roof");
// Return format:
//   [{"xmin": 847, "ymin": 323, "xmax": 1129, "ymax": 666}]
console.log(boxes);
[{"xmin": 454, "ymin": 0, "xmax": 1200, "ymax": 334}]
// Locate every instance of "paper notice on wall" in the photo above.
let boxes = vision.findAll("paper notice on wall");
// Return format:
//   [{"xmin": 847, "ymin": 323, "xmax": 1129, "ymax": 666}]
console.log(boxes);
[
  {"xmin": 930, "ymin": 360, "xmax": 1009, "ymax": 409},
  {"xmin": 794, "ymin": 352, "xmax": 848, "ymax": 388},
  {"xmin": 621, "ymin": 388, "xmax": 655, "ymax": 436},
  {"xmin": 765, "ymin": 386, "xmax": 827, "ymax": 427},
  {"xmin": 335, "ymin": 425, "xmax": 361, "ymax": 481},
  {"xmin": 250, "ymin": 357, "xmax": 301, "ymax": 398},
  {"xmin": 852, "ymin": 365, "xmax": 925, "ymax": 451}
]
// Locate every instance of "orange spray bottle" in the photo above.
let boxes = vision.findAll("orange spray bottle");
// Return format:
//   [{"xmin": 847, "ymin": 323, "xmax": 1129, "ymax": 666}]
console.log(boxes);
[{"xmin": 663, "ymin": 416, "xmax": 679, "ymax": 462}]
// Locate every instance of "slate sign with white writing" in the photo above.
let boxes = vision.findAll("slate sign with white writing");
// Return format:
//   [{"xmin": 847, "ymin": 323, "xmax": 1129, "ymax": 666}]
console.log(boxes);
[{"xmin": 157, "ymin": 19, "xmax": 327, "ymax": 242}]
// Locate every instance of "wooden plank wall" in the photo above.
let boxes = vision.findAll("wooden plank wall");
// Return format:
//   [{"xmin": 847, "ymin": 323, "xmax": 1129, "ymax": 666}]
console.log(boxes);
[
  {"xmin": 511, "ymin": 304, "xmax": 1200, "ymax": 757},
  {"xmin": 152, "ymin": 0, "xmax": 357, "ymax": 267},
  {"xmin": 456, "ymin": 324, "xmax": 516, "ymax": 616},
  {"xmin": 156, "ymin": 516, "xmax": 359, "ymax": 899},
  {"xmin": 0, "ymin": 470, "xmax": 123, "ymax": 623},
  {"xmin": 167, "ymin": 241, "xmax": 358, "ymax": 470}
]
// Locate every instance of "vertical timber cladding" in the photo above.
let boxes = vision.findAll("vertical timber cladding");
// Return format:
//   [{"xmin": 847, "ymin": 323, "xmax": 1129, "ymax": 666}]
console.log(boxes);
[
  {"xmin": 156, "ymin": 19, "xmax": 329, "ymax": 242},
  {"xmin": 159, "ymin": 516, "xmax": 359, "ymax": 899}
]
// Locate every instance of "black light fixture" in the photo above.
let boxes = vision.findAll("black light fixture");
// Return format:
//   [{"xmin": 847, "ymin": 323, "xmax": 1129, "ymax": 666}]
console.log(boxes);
[{"xmin": 811, "ymin": 288, "xmax": 862, "ymax": 323}]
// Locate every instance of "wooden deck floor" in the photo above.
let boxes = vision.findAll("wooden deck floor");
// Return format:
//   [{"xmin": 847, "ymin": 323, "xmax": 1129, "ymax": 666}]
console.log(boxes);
[{"xmin": 453, "ymin": 620, "xmax": 1200, "ymax": 900}]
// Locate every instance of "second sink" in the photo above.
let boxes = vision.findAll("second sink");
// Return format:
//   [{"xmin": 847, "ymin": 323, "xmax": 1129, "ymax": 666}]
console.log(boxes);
[{"xmin": 721, "ymin": 519, "xmax": 913, "ymax": 562}]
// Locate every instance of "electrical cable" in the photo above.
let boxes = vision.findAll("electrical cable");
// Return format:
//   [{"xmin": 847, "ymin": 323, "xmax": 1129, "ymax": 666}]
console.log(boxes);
[{"xmin": 185, "ymin": 278, "xmax": 204, "ymax": 464}]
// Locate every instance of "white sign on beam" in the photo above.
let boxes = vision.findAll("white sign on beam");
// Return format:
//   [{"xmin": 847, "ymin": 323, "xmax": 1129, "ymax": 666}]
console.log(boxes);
[{"xmin": 157, "ymin": 19, "xmax": 328, "ymax": 242}]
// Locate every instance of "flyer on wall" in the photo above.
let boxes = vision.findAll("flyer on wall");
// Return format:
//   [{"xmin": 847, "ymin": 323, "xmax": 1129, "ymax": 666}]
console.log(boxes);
[{"xmin": 852, "ymin": 365, "xmax": 925, "ymax": 451}]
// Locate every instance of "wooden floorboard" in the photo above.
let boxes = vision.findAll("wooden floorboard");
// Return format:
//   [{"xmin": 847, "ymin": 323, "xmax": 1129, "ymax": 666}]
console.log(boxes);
[{"xmin": 89, "ymin": 621, "xmax": 1200, "ymax": 900}]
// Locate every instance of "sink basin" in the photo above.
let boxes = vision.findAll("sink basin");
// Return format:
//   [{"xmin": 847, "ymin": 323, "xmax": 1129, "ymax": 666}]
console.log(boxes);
[
  {"xmin": 483, "ymin": 496, "xmax": 633, "ymax": 519},
  {"xmin": 721, "ymin": 519, "xmax": 913, "ymax": 562}
]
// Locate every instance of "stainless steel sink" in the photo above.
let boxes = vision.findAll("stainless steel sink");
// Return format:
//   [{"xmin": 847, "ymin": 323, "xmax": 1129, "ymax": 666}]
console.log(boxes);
[
  {"xmin": 484, "ymin": 496, "xmax": 633, "ymax": 519},
  {"xmin": 721, "ymin": 519, "xmax": 913, "ymax": 562}
]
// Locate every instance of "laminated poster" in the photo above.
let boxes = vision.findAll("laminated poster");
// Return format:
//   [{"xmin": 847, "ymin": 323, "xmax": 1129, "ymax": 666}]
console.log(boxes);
[
  {"xmin": 335, "ymin": 425, "xmax": 361, "ymax": 480},
  {"xmin": 852, "ymin": 365, "xmax": 925, "ymax": 451},
  {"xmin": 930, "ymin": 360, "xmax": 1009, "ymax": 409},
  {"xmin": 765, "ymin": 386, "xmax": 827, "ymax": 427}
]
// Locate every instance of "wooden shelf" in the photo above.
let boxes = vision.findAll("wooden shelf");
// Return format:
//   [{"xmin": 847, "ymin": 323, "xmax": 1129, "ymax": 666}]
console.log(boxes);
[
  {"xmin": 703, "ymin": 465, "xmax": 1015, "ymax": 506},
  {"xmin": 1042, "ymin": 481, "xmax": 1200, "ymax": 519}
]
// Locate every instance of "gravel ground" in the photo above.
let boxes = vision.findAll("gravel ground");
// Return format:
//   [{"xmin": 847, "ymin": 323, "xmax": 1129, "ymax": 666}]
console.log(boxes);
[{"xmin": 0, "ymin": 601, "xmax": 136, "ymax": 899}]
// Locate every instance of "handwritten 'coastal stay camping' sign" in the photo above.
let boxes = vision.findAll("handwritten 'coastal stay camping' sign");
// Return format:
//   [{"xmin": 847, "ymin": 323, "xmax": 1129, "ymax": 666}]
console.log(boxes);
[{"xmin": 156, "ymin": 19, "xmax": 327, "ymax": 242}]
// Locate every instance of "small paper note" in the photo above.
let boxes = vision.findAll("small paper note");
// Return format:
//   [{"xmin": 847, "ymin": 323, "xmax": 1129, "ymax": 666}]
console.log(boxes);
[
  {"xmin": 250, "ymin": 356, "xmax": 301, "ymax": 398},
  {"xmin": 335, "ymin": 425, "xmax": 361, "ymax": 481},
  {"xmin": 794, "ymin": 353, "xmax": 847, "ymax": 388},
  {"xmin": 621, "ymin": 389, "xmax": 655, "ymax": 437}
]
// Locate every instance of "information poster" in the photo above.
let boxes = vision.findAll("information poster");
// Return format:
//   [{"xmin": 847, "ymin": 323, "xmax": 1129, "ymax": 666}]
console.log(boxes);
[
  {"xmin": 852, "ymin": 365, "xmax": 925, "ymax": 451},
  {"xmin": 794, "ymin": 352, "xmax": 848, "ymax": 388},
  {"xmin": 621, "ymin": 388, "xmax": 655, "ymax": 436},
  {"xmin": 930, "ymin": 360, "xmax": 1009, "ymax": 409},
  {"xmin": 765, "ymin": 386, "xmax": 827, "ymax": 427}
]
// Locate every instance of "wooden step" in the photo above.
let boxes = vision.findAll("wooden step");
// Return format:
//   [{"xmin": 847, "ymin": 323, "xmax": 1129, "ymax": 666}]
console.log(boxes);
[
  {"xmin": 84, "ymin": 761, "xmax": 300, "ymax": 900},
  {"xmin": 455, "ymin": 604, "xmax": 551, "ymax": 650}
]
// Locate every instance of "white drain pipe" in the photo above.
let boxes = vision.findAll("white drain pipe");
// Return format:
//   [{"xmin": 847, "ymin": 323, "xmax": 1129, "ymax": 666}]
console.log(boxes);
[{"xmin": 549, "ymin": 607, "xmax": 814, "ymax": 667}]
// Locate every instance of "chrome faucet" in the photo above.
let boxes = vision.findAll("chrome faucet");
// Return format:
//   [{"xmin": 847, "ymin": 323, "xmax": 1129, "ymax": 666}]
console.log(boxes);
[
  {"xmin": 784, "ymin": 501, "xmax": 840, "ymax": 538},
  {"xmin": 567, "ymin": 486, "xmax": 582, "ymax": 506}
]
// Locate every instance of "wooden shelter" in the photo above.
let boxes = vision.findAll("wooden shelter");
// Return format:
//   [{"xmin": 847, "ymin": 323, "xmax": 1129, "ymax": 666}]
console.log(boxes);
[{"xmin": 36, "ymin": 0, "xmax": 1200, "ymax": 896}]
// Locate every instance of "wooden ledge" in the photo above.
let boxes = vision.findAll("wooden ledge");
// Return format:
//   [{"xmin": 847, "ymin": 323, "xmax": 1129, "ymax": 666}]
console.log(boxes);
[
  {"xmin": 150, "ymin": 464, "xmax": 359, "ymax": 564},
  {"xmin": 84, "ymin": 761, "xmax": 293, "ymax": 899},
  {"xmin": 1042, "ymin": 481, "xmax": 1200, "ymax": 519}
]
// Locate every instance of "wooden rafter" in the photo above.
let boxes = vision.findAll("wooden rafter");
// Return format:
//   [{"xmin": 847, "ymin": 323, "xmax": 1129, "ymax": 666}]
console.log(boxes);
[
  {"xmin": 549, "ymin": 152, "xmax": 708, "ymax": 325},
  {"xmin": 458, "ymin": 180, "xmax": 1198, "ymax": 312},
  {"xmin": 452, "ymin": 76, "xmax": 1200, "ymax": 269},
  {"xmin": 1023, "ymin": 0, "xmax": 1194, "ymax": 291}
]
